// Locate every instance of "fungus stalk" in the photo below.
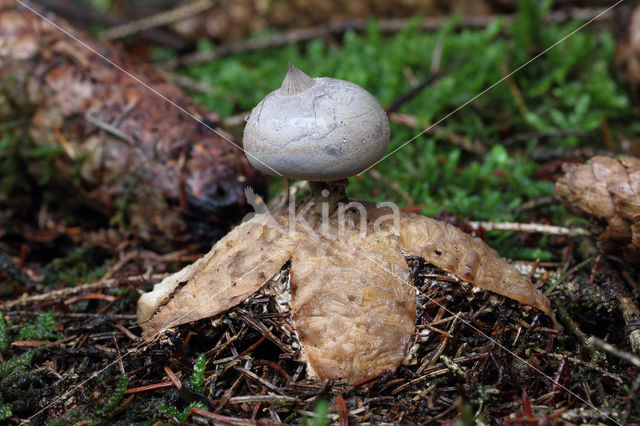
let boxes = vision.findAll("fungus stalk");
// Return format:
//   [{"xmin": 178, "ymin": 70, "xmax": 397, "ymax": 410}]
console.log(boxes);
[{"xmin": 309, "ymin": 179, "xmax": 349, "ymax": 215}]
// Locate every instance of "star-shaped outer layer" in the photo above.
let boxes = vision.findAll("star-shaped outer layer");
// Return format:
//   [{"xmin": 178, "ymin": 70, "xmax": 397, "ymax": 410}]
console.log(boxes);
[{"xmin": 137, "ymin": 202, "xmax": 554, "ymax": 383}]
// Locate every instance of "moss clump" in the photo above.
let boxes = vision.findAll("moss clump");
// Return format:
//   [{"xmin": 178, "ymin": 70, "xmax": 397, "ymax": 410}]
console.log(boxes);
[
  {"xmin": 16, "ymin": 312, "xmax": 60, "ymax": 342},
  {"xmin": 0, "ymin": 348, "xmax": 41, "ymax": 379},
  {"xmin": 99, "ymin": 373, "xmax": 129, "ymax": 420},
  {"xmin": 189, "ymin": 353, "xmax": 207, "ymax": 392},
  {"xmin": 0, "ymin": 311, "xmax": 9, "ymax": 353}
]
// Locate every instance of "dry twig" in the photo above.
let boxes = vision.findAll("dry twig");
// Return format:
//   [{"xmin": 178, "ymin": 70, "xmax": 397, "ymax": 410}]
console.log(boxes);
[
  {"xmin": 587, "ymin": 336, "xmax": 640, "ymax": 368},
  {"xmin": 1, "ymin": 273, "xmax": 169, "ymax": 310},
  {"xmin": 468, "ymin": 221, "xmax": 590, "ymax": 236},
  {"xmin": 388, "ymin": 112, "xmax": 486, "ymax": 154},
  {"xmin": 99, "ymin": 0, "xmax": 215, "ymax": 41},
  {"xmin": 164, "ymin": 8, "xmax": 612, "ymax": 69}
]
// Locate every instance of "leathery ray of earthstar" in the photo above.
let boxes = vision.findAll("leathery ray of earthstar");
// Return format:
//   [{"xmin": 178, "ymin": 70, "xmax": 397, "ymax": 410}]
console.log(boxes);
[
  {"xmin": 137, "ymin": 200, "xmax": 555, "ymax": 383},
  {"xmin": 137, "ymin": 64, "xmax": 556, "ymax": 383}
]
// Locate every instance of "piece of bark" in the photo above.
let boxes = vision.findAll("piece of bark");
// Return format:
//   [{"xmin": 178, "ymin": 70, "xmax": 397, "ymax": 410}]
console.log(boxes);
[
  {"xmin": 0, "ymin": 3, "xmax": 263, "ymax": 250},
  {"xmin": 555, "ymin": 155, "xmax": 640, "ymax": 263}
]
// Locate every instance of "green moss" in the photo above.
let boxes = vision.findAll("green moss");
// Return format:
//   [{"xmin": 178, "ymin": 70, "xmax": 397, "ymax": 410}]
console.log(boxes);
[
  {"xmin": 0, "ymin": 311, "xmax": 8, "ymax": 353},
  {"xmin": 0, "ymin": 404, "xmax": 12, "ymax": 421},
  {"xmin": 45, "ymin": 420, "xmax": 72, "ymax": 426},
  {"xmin": 158, "ymin": 401, "xmax": 207, "ymax": 422},
  {"xmin": 303, "ymin": 399, "xmax": 329, "ymax": 426},
  {"xmin": 43, "ymin": 246, "xmax": 108, "ymax": 289},
  {"xmin": 100, "ymin": 373, "xmax": 129, "ymax": 419},
  {"xmin": 16, "ymin": 312, "xmax": 60, "ymax": 342},
  {"xmin": 189, "ymin": 353, "xmax": 207, "ymax": 392},
  {"xmin": 0, "ymin": 348, "xmax": 42, "ymax": 379}
]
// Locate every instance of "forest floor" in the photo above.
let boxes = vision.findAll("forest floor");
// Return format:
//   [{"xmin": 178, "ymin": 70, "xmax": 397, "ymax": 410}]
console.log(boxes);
[{"xmin": 1, "ymin": 1, "xmax": 639, "ymax": 424}]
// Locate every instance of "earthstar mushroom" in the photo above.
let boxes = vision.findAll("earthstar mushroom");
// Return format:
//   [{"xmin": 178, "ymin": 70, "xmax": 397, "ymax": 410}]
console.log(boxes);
[
  {"xmin": 137, "ymin": 65, "xmax": 555, "ymax": 383},
  {"xmin": 243, "ymin": 64, "xmax": 390, "ymax": 182}
]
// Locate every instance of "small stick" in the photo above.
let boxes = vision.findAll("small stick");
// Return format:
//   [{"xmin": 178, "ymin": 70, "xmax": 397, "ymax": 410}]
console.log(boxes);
[
  {"xmin": 163, "ymin": 366, "xmax": 182, "ymax": 390},
  {"xmin": 235, "ymin": 367, "xmax": 282, "ymax": 395},
  {"xmin": 417, "ymin": 314, "xmax": 458, "ymax": 374},
  {"xmin": 336, "ymin": 395, "xmax": 349, "ymax": 426},
  {"xmin": 503, "ymin": 130, "xmax": 600, "ymax": 147},
  {"xmin": 528, "ymin": 258, "xmax": 541, "ymax": 282},
  {"xmin": 159, "ymin": 70, "xmax": 218, "ymax": 94},
  {"xmin": 124, "ymin": 381, "xmax": 173, "ymax": 394},
  {"xmin": 587, "ymin": 336, "xmax": 640, "ymax": 368},
  {"xmin": 33, "ymin": 0, "xmax": 188, "ymax": 49},
  {"xmin": 545, "ymin": 257, "xmax": 593, "ymax": 295},
  {"xmin": 545, "ymin": 354, "xmax": 567, "ymax": 404},
  {"xmin": 388, "ymin": 112, "xmax": 485, "ymax": 154},
  {"xmin": 545, "ymin": 353, "xmax": 623, "ymax": 383},
  {"xmin": 113, "ymin": 323, "xmax": 139, "ymax": 341},
  {"xmin": 617, "ymin": 296, "xmax": 640, "ymax": 355},
  {"xmin": 236, "ymin": 326, "xmax": 273, "ymax": 358},
  {"xmin": 386, "ymin": 68, "xmax": 440, "ymax": 113},
  {"xmin": 501, "ymin": 58, "xmax": 529, "ymax": 116},
  {"xmin": 212, "ymin": 375, "xmax": 242, "ymax": 412},
  {"xmin": 99, "ymin": 0, "xmax": 215, "ymax": 41},
  {"xmin": 424, "ymin": 323, "xmax": 454, "ymax": 339},
  {"xmin": 595, "ymin": 271, "xmax": 640, "ymax": 355},
  {"xmin": 64, "ymin": 293, "xmax": 117, "ymax": 305},
  {"xmin": 1, "ymin": 273, "xmax": 169, "ymax": 310},
  {"xmin": 227, "ymin": 394, "xmax": 296, "ymax": 404},
  {"xmin": 468, "ymin": 221, "xmax": 590, "ymax": 236},
  {"xmin": 521, "ymin": 390, "xmax": 533, "ymax": 418},
  {"xmin": 516, "ymin": 196, "xmax": 556, "ymax": 212},
  {"xmin": 368, "ymin": 169, "xmax": 414, "ymax": 205},
  {"xmin": 114, "ymin": 337, "xmax": 125, "ymax": 374},
  {"xmin": 11, "ymin": 340, "xmax": 54, "ymax": 348},
  {"xmin": 83, "ymin": 114, "xmax": 132, "ymax": 143},
  {"xmin": 254, "ymin": 360, "xmax": 290, "ymax": 381},
  {"xmin": 165, "ymin": 8, "xmax": 612, "ymax": 69},
  {"xmin": 556, "ymin": 307, "xmax": 595, "ymax": 357},
  {"xmin": 53, "ymin": 125, "xmax": 77, "ymax": 158}
]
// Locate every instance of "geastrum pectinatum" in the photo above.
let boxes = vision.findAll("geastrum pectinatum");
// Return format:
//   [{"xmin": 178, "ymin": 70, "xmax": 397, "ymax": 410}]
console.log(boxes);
[{"xmin": 137, "ymin": 65, "xmax": 554, "ymax": 383}]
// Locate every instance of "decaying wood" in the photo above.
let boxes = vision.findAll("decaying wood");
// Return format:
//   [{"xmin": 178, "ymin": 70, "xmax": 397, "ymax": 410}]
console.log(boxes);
[
  {"xmin": 0, "ymin": 3, "xmax": 263, "ymax": 249},
  {"xmin": 555, "ymin": 155, "xmax": 640, "ymax": 263}
]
